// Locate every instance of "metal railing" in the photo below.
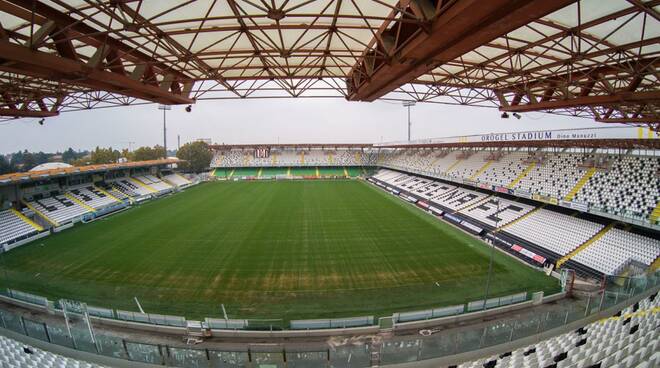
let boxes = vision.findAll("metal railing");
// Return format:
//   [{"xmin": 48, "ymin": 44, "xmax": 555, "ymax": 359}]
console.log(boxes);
[{"xmin": 0, "ymin": 271, "xmax": 657, "ymax": 367}]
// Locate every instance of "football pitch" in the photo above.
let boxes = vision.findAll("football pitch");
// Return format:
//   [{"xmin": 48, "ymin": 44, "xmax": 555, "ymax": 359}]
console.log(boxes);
[{"xmin": 0, "ymin": 180, "xmax": 559, "ymax": 321}]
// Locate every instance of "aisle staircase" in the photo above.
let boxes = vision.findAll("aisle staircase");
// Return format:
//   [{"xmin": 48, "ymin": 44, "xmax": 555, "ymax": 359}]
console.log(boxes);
[
  {"xmin": 300, "ymin": 151, "xmax": 305, "ymax": 165},
  {"xmin": 563, "ymin": 167, "xmax": 597, "ymax": 201},
  {"xmin": 64, "ymin": 193, "xmax": 96, "ymax": 212},
  {"xmin": 469, "ymin": 161, "xmax": 493, "ymax": 180},
  {"xmin": 257, "ymin": 168, "xmax": 263, "ymax": 178},
  {"xmin": 355, "ymin": 152, "xmax": 362, "ymax": 165},
  {"xmin": 650, "ymin": 256, "xmax": 660, "ymax": 272},
  {"xmin": 555, "ymin": 223, "xmax": 614, "ymax": 268},
  {"xmin": 131, "ymin": 178, "xmax": 157, "ymax": 193},
  {"xmin": 343, "ymin": 167, "xmax": 349, "ymax": 176},
  {"xmin": 21, "ymin": 200, "xmax": 58, "ymax": 227},
  {"xmin": 10, "ymin": 208, "xmax": 43, "ymax": 231},
  {"xmin": 649, "ymin": 200, "xmax": 660, "ymax": 225},
  {"xmin": 443, "ymin": 159, "xmax": 462, "ymax": 174},
  {"xmin": 497, "ymin": 205, "xmax": 544, "ymax": 231},
  {"xmin": 507, "ymin": 162, "xmax": 537, "ymax": 189}
]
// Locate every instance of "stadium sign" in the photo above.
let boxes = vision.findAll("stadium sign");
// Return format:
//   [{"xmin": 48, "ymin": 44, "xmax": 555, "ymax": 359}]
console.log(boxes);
[{"xmin": 377, "ymin": 126, "xmax": 659, "ymax": 147}]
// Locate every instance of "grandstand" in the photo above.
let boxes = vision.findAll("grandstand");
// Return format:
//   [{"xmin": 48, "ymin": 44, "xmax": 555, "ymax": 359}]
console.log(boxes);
[{"xmin": 0, "ymin": 128, "xmax": 658, "ymax": 367}]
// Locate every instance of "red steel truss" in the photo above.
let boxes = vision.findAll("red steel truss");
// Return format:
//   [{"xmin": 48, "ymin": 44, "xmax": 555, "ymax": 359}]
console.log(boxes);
[{"xmin": 0, "ymin": 1, "xmax": 658, "ymax": 128}]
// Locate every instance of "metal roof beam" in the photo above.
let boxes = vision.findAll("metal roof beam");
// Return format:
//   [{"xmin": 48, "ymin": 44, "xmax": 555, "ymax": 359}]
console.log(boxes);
[
  {"xmin": 0, "ymin": 40, "xmax": 193, "ymax": 105},
  {"xmin": 500, "ymin": 90, "xmax": 660, "ymax": 112},
  {"xmin": 0, "ymin": 107, "xmax": 58, "ymax": 117},
  {"xmin": 346, "ymin": 0, "xmax": 576, "ymax": 102}
]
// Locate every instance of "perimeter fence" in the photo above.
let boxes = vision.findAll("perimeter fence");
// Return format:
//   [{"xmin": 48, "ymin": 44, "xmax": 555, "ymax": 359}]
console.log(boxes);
[{"xmin": 0, "ymin": 271, "xmax": 656, "ymax": 367}]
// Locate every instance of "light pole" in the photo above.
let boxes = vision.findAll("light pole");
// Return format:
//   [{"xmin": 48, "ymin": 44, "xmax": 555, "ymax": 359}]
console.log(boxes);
[
  {"xmin": 402, "ymin": 101, "xmax": 416, "ymax": 141},
  {"xmin": 483, "ymin": 199, "xmax": 500, "ymax": 308},
  {"xmin": 158, "ymin": 104, "xmax": 171, "ymax": 158}
]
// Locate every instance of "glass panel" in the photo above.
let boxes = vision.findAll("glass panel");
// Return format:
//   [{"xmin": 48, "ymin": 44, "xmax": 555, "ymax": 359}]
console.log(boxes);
[
  {"xmin": 96, "ymin": 334, "xmax": 127, "ymax": 359},
  {"xmin": 251, "ymin": 351, "xmax": 284, "ymax": 368},
  {"xmin": 482, "ymin": 322, "xmax": 513, "ymax": 347},
  {"xmin": 71, "ymin": 327, "xmax": 97, "ymax": 353},
  {"xmin": 208, "ymin": 350, "xmax": 248, "ymax": 368},
  {"xmin": 541, "ymin": 311, "xmax": 566, "ymax": 331},
  {"xmin": 456, "ymin": 328, "xmax": 482, "ymax": 353},
  {"xmin": 511, "ymin": 316, "xmax": 540, "ymax": 341},
  {"xmin": 286, "ymin": 351, "xmax": 328, "ymax": 368},
  {"xmin": 126, "ymin": 341, "xmax": 163, "ymax": 365},
  {"xmin": 167, "ymin": 347, "xmax": 208, "ymax": 368},
  {"xmin": 379, "ymin": 340, "xmax": 420, "ymax": 365},
  {"xmin": 23, "ymin": 319, "xmax": 48, "ymax": 341},
  {"xmin": 419, "ymin": 332, "xmax": 456, "ymax": 360},
  {"xmin": 45, "ymin": 324, "xmax": 74, "ymax": 348},
  {"xmin": 329, "ymin": 344, "xmax": 371, "ymax": 368},
  {"xmin": 0, "ymin": 310, "xmax": 24, "ymax": 334}
]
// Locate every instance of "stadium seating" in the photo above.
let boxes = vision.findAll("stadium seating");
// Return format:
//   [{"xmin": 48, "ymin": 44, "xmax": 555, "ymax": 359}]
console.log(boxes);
[
  {"xmin": 67, "ymin": 187, "xmax": 118, "ymax": 210},
  {"xmin": 27, "ymin": 196, "xmax": 90, "ymax": 225},
  {"xmin": 459, "ymin": 197, "xmax": 535, "ymax": 228},
  {"xmin": 134, "ymin": 175, "xmax": 172, "ymax": 193},
  {"xmin": 445, "ymin": 151, "xmax": 491, "ymax": 179},
  {"xmin": 473, "ymin": 151, "xmax": 529, "ymax": 187},
  {"xmin": 515, "ymin": 153, "xmax": 589, "ymax": 198},
  {"xmin": 0, "ymin": 210, "xmax": 38, "ymax": 246},
  {"xmin": 334, "ymin": 150, "xmax": 365, "ymax": 166},
  {"xmin": 111, "ymin": 179, "xmax": 151, "ymax": 198},
  {"xmin": 377, "ymin": 149, "xmax": 659, "ymax": 226},
  {"xmin": 0, "ymin": 334, "xmax": 105, "ymax": 368},
  {"xmin": 429, "ymin": 151, "xmax": 463, "ymax": 174},
  {"xmin": 456, "ymin": 292, "xmax": 659, "ymax": 368},
  {"xmin": 575, "ymin": 155, "xmax": 660, "ymax": 222},
  {"xmin": 211, "ymin": 149, "xmax": 369, "ymax": 168},
  {"xmin": 163, "ymin": 173, "xmax": 192, "ymax": 187},
  {"xmin": 431, "ymin": 187, "xmax": 490, "ymax": 212},
  {"xmin": 571, "ymin": 228, "xmax": 660, "ymax": 275},
  {"xmin": 503, "ymin": 209, "xmax": 604, "ymax": 258}
]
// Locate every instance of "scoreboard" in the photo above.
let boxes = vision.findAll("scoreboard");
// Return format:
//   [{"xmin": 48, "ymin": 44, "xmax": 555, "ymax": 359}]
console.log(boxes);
[{"xmin": 254, "ymin": 147, "xmax": 270, "ymax": 158}]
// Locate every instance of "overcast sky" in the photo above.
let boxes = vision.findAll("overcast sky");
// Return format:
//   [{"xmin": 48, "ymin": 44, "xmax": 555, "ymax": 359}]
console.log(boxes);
[{"xmin": 0, "ymin": 98, "xmax": 613, "ymax": 154}]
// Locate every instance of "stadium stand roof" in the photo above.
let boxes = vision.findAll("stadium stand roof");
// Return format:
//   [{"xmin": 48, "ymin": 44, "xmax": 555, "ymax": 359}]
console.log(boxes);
[
  {"xmin": 0, "ymin": 1, "xmax": 658, "ymax": 129},
  {"xmin": 210, "ymin": 143, "xmax": 373, "ymax": 150},
  {"xmin": 209, "ymin": 127, "xmax": 660, "ymax": 149},
  {"xmin": 28, "ymin": 162, "xmax": 73, "ymax": 171},
  {"xmin": 0, "ymin": 158, "xmax": 179, "ymax": 185},
  {"xmin": 376, "ymin": 126, "xmax": 660, "ymax": 149}
]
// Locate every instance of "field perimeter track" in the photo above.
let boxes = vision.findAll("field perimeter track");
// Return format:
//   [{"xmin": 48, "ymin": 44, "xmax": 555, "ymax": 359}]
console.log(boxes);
[{"xmin": 0, "ymin": 180, "xmax": 559, "ymax": 321}]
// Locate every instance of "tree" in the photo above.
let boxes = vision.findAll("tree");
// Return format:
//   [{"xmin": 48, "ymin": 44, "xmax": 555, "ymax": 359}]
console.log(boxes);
[
  {"xmin": 0, "ymin": 155, "xmax": 13, "ymax": 175},
  {"xmin": 21, "ymin": 150, "xmax": 36, "ymax": 171},
  {"xmin": 131, "ymin": 145, "xmax": 166, "ymax": 161},
  {"xmin": 120, "ymin": 149, "xmax": 130, "ymax": 160},
  {"xmin": 176, "ymin": 141, "xmax": 212, "ymax": 172},
  {"xmin": 90, "ymin": 146, "xmax": 120, "ymax": 164},
  {"xmin": 62, "ymin": 148, "xmax": 78, "ymax": 163}
]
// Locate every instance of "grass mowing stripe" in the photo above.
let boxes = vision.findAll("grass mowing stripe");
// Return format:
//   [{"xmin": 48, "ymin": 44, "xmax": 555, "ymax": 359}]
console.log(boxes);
[{"xmin": 0, "ymin": 180, "xmax": 559, "ymax": 320}]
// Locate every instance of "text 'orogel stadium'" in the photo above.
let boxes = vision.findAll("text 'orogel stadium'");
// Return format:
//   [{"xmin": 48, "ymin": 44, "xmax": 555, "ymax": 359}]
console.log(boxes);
[{"xmin": 0, "ymin": 127, "xmax": 659, "ymax": 368}]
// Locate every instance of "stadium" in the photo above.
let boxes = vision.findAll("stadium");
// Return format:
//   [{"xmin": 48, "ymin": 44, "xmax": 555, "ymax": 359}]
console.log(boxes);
[{"xmin": 0, "ymin": 1, "xmax": 659, "ymax": 368}]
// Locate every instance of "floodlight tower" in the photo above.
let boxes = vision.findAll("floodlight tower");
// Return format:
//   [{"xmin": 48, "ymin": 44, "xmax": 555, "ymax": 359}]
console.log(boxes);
[
  {"xmin": 158, "ymin": 105, "xmax": 171, "ymax": 158},
  {"xmin": 403, "ymin": 101, "xmax": 416, "ymax": 141}
]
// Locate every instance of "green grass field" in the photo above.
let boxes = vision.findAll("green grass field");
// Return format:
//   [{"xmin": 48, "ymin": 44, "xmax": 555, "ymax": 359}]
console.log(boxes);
[{"xmin": 0, "ymin": 180, "xmax": 559, "ymax": 321}]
